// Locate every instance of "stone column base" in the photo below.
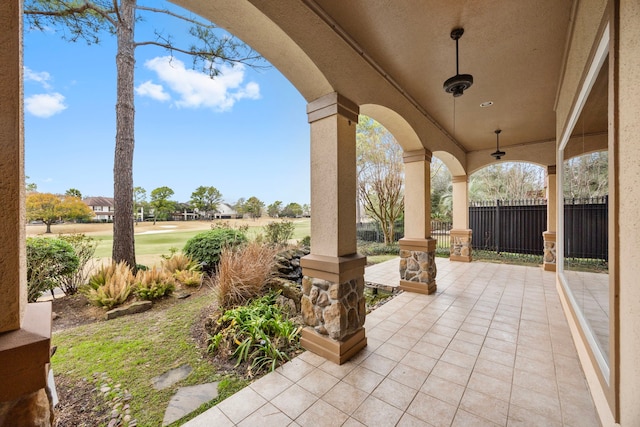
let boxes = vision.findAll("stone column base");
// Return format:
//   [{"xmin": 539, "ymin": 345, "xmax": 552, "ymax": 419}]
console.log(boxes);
[
  {"xmin": 300, "ymin": 254, "xmax": 367, "ymax": 364},
  {"xmin": 543, "ymin": 231, "xmax": 557, "ymax": 272},
  {"xmin": 399, "ymin": 238, "xmax": 437, "ymax": 295},
  {"xmin": 300, "ymin": 327, "xmax": 367, "ymax": 365},
  {"xmin": 450, "ymin": 229, "xmax": 473, "ymax": 262}
]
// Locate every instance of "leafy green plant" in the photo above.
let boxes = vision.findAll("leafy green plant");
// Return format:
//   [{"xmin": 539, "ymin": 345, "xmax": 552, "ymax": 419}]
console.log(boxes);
[
  {"xmin": 26, "ymin": 237, "xmax": 79, "ymax": 302},
  {"xmin": 134, "ymin": 268, "xmax": 175, "ymax": 300},
  {"xmin": 208, "ymin": 292, "xmax": 301, "ymax": 375},
  {"xmin": 263, "ymin": 221, "xmax": 295, "ymax": 245},
  {"xmin": 214, "ymin": 242, "xmax": 278, "ymax": 309},
  {"xmin": 299, "ymin": 235, "xmax": 311, "ymax": 247},
  {"xmin": 357, "ymin": 240, "xmax": 400, "ymax": 256},
  {"xmin": 183, "ymin": 228, "xmax": 247, "ymax": 273},
  {"xmin": 83, "ymin": 261, "xmax": 134, "ymax": 309},
  {"xmin": 57, "ymin": 234, "xmax": 98, "ymax": 295}
]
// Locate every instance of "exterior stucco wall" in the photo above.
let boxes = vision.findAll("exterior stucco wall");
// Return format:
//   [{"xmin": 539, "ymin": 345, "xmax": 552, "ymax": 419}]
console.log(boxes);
[
  {"xmin": 0, "ymin": 0, "xmax": 25, "ymax": 333},
  {"xmin": 616, "ymin": 0, "xmax": 640, "ymax": 423}
]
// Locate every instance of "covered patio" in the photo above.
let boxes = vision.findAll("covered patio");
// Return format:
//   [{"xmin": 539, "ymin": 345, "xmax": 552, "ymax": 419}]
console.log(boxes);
[{"xmin": 185, "ymin": 258, "xmax": 599, "ymax": 426}]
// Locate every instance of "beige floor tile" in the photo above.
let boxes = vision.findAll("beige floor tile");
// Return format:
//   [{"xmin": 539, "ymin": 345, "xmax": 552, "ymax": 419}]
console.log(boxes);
[
  {"xmin": 294, "ymin": 399, "xmax": 349, "ymax": 427},
  {"xmin": 297, "ymin": 367, "xmax": 341, "ymax": 397},
  {"xmin": 460, "ymin": 388, "xmax": 509, "ymax": 425},
  {"xmin": 237, "ymin": 402, "xmax": 293, "ymax": 427},
  {"xmin": 472, "ymin": 358, "xmax": 513, "ymax": 384},
  {"xmin": 216, "ymin": 386, "xmax": 268, "ymax": 424},
  {"xmin": 452, "ymin": 408, "xmax": 502, "ymax": 427},
  {"xmin": 411, "ymin": 340, "xmax": 446, "ymax": 359},
  {"xmin": 271, "ymin": 383, "xmax": 318, "ymax": 420},
  {"xmin": 514, "ymin": 353, "xmax": 556, "ymax": 379},
  {"xmin": 440, "ymin": 348, "xmax": 477, "ymax": 369},
  {"xmin": 420, "ymin": 374, "xmax": 465, "ymax": 406},
  {"xmin": 448, "ymin": 337, "xmax": 482, "ymax": 357},
  {"xmin": 512, "ymin": 367, "xmax": 557, "ymax": 395},
  {"xmin": 375, "ymin": 342, "xmax": 409, "ymax": 362},
  {"xmin": 388, "ymin": 332, "xmax": 421, "ymax": 349},
  {"xmin": 507, "ymin": 404, "xmax": 563, "ymax": 427},
  {"xmin": 406, "ymin": 392, "xmax": 457, "ymax": 427},
  {"xmin": 318, "ymin": 359, "xmax": 357, "ymax": 380},
  {"xmin": 342, "ymin": 365, "xmax": 385, "ymax": 393},
  {"xmin": 510, "ymin": 384, "xmax": 562, "ymax": 422},
  {"xmin": 278, "ymin": 357, "xmax": 317, "ymax": 382},
  {"xmin": 359, "ymin": 352, "xmax": 398, "ymax": 376},
  {"xmin": 297, "ymin": 350, "xmax": 330, "ymax": 367},
  {"xmin": 322, "ymin": 381, "xmax": 369, "ymax": 415},
  {"xmin": 467, "ymin": 370, "xmax": 512, "ymax": 402},
  {"xmin": 400, "ymin": 350, "xmax": 437, "ymax": 373},
  {"xmin": 388, "ymin": 362, "xmax": 430, "ymax": 390},
  {"xmin": 479, "ymin": 346, "xmax": 515, "ymax": 368},
  {"xmin": 396, "ymin": 412, "xmax": 436, "ymax": 426},
  {"xmin": 341, "ymin": 417, "xmax": 367, "ymax": 427},
  {"xmin": 459, "ymin": 322, "xmax": 490, "ymax": 336},
  {"xmin": 430, "ymin": 360, "xmax": 472, "ymax": 386},
  {"xmin": 250, "ymin": 370, "xmax": 294, "ymax": 400},
  {"xmin": 352, "ymin": 395, "xmax": 404, "ymax": 427},
  {"xmin": 372, "ymin": 377, "xmax": 419, "ymax": 410},
  {"xmin": 421, "ymin": 331, "xmax": 453, "ymax": 348},
  {"xmin": 483, "ymin": 336, "xmax": 517, "ymax": 354},
  {"xmin": 486, "ymin": 328, "xmax": 518, "ymax": 344},
  {"xmin": 182, "ymin": 406, "xmax": 234, "ymax": 427},
  {"xmin": 366, "ymin": 326, "xmax": 395, "ymax": 342}
]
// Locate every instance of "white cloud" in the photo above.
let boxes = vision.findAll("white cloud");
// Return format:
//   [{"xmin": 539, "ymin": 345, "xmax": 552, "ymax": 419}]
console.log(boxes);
[
  {"xmin": 135, "ymin": 80, "xmax": 171, "ymax": 101},
  {"xmin": 24, "ymin": 66, "xmax": 53, "ymax": 90},
  {"xmin": 142, "ymin": 56, "xmax": 260, "ymax": 111},
  {"xmin": 25, "ymin": 93, "xmax": 67, "ymax": 118}
]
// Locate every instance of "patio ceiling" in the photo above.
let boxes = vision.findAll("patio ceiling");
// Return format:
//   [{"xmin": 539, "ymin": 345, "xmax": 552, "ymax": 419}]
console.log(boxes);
[{"xmin": 174, "ymin": 0, "xmax": 585, "ymax": 156}]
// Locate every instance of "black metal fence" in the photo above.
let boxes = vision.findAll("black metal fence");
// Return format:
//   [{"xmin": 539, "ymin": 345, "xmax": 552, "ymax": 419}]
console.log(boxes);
[
  {"xmin": 470, "ymin": 199, "xmax": 547, "ymax": 255},
  {"xmin": 564, "ymin": 196, "xmax": 608, "ymax": 260},
  {"xmin": 357, "ymin": 197, "xmax": 608, "ymax": 261}
]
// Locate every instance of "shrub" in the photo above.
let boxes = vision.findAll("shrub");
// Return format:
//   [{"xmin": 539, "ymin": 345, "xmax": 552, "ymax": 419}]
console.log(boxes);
[
  {"xmin": 57, "ymin": 234, "xmax": 98, "ymax": 296},
  {"xmin": 263, "ymin": 221, "xmax": 295, "ymax": 245},
  {"xmin": 208, "ymin": 292, "xmax": 301, "ymax": 374},
  {"xmin": 357, "ymin": 240, "xmax": 400, "ymax": 256},
  {"xmin": 161, "ymin": 253, "xmax": 200, "ymax": 273},
  {"xmin": 26, "ymin": 237, "xmax": 79, "ymax": 302},
  {"xmin": 134, "ymin": 268, "xmax": 175, "ymax": 300},
  {"xmin": 173, "ymin": 269, "xmax": 203, "ymax": 287},
  {"xmin": 83, "ymin": 261, "xmax": 134, "ymax": 309},
  {"xmin": 183, "ymin": 228, "xmax": 247, "ymax": 273},
  {"xmin": 299, "ymin": 235, "xmax": 311, "ymax": 247},
  {"xmin": 214, "ymin": 242, "xmax": 278, "ymax": 308}
]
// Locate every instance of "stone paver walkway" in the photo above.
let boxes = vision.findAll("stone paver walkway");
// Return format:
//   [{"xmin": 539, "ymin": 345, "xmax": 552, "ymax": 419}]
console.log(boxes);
[{"xmin": 183, "ymin": 258, "xmax": 600, "ymax": 426}]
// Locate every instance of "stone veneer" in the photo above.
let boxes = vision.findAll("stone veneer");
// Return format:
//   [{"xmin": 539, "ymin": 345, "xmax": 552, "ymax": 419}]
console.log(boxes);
[
  {"xmin": 543, "ymin": 231, "xmax": 557, "ymax": 272},
  {"xmin": 301, "ymin": 276, "xmax": 366, "ymax": 341},
  {"xmin": 450, "ymin": 229, "xmax": 473, "ymax": 262},
  {"xmin": 399, "ymin": 249, "xmax": 437, "ymax": 294}
]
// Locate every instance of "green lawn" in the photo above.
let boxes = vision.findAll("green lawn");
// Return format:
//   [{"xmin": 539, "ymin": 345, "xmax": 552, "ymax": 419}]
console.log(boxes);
[
  {"xmin": 52, "ymin": 290, "xmax": 247, "ymax": 426},
  {"xmin": 93, "ymin": 219, "xmax": 311, "ymax": 261}
]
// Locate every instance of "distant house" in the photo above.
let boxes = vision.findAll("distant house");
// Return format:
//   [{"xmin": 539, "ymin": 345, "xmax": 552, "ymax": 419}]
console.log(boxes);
[
  {"xmin": 83, "ymin": 196, "xmax": 115, "ymax": 222},
  {"xmin": 214, "ymin": 203, "xmax": 240, "ymax": 219}
]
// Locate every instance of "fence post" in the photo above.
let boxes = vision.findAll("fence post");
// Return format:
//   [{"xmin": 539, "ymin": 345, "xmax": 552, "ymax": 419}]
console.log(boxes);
[{"xmin": 495, "ymin": 200, "xmax": 501, "ymax": 254}]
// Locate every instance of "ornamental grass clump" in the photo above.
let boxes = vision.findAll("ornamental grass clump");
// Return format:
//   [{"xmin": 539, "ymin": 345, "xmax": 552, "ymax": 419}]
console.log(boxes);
[
  {"xmin": 208, "ymin": 292, "xmax": 302, "ymax": 375},
  {"xmin": 83, "ymin": 261, "xmax": 134, "ymax": 309},
  {"xmin": 214, "ymin": 242, "xmax": 279, "ymax": 309},
  {"xmin": 134, "ymin": 268, "xmax": 175, "ymax": 300},
  {"xmin": 173, "ymin": 269, "xmax": 203, "ymax": 287},
  {"xmin": 161, "ymin": 252, "xmax": 200, "ymax": 273}
]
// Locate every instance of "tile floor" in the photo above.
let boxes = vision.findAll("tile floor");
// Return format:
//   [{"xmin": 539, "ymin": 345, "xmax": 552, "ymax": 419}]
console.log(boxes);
[{"xmin": 184, "ymin": 258, "xmax": 600, "ymax": 427}]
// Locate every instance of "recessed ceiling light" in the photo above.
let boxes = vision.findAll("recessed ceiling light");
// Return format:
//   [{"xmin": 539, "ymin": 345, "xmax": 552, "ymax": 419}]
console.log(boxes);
[{"xmin": 480, "ymin": 101, "xmax": 494, "ymax": 107}]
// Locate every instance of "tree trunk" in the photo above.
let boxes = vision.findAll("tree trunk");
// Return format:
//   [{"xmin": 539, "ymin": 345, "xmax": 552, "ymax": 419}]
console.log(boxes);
[
  {"xmin": 112, "ymin": 0, "xmax": 137, "ymax": 269},
  {"xmin": 45, "ymin": 222, "xmax": 52, "ymax": 234}
]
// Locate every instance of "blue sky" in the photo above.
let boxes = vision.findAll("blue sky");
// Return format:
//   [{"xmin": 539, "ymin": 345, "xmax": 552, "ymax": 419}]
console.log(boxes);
[{"xmin": 23, "ymin": 1, "xmax": 310, "ymax": 206}]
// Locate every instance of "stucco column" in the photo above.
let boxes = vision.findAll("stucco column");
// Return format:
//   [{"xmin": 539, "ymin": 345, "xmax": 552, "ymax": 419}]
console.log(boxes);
[
  {"xmin": 398, "ymin": 149, "xmax": 437, "ymax": 294},
  {"xmin": 450, "ymin": 175, "xmax": 472, "ymax": 262},
  {"xmin": 0, "ymin": 2, "xmax": 53, "ymax": 425},
  {"xmin": 299, "ymin": 92, "xmax": 367, "ymax": 364},
  {"xmin": 543, "ymin": 165, "xmax": 557, "ymax": 271},
  {"xmin": 617, "ymin": 2, "xmax": 640, "ymax": 422}
]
